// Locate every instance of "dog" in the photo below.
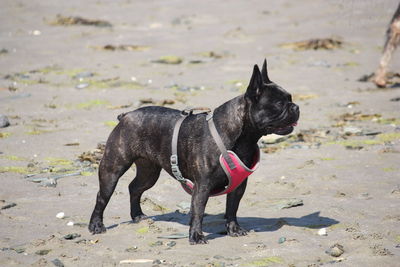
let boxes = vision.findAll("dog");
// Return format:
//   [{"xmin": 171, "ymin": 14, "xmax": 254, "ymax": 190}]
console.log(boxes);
[
  {"xmin": 373, "ymin": 2, "xmax": 400, "ymax": 87},
  {"xmin": 88, "ymin": 59, "xmax": 300, "ymax": 244}
]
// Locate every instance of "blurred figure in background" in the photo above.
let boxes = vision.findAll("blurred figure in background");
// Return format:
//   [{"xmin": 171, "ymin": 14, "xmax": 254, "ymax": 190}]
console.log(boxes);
[{"xmin": 373, "ymin": 2, "xmax": 400, "ymax": 87}]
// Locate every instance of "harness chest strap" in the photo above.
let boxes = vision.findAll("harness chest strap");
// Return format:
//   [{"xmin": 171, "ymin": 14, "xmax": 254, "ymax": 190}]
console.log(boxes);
[
  {"xmin": 206, "ymin": 113, "xmax": 236, "ymax": 170},
  {"xmin": 207, "ymin": 114, "xmax": 260, "ymax": 196}
]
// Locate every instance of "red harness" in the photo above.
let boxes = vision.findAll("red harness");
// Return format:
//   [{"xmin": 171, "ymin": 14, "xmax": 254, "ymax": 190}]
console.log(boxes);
[{"xmin": 170, "ymin": 109, "xmax": 260, "ymax": 197}]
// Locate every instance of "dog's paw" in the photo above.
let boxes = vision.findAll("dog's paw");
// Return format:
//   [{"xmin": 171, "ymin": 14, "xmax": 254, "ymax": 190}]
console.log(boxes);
[
  {"xmin": 132, "ymin": 214, "xmax": 148, "ymax": 223},
  {"xmin": 189, "ymin": 232, "xmax": 208, "ymax": 245},
  {"xmin": 88, "ymin": 220, "xmax": 106, "ymax": 234},
  {"xmin": 226, "ymin": 221, "xmax": 248, "ymax": 237}
]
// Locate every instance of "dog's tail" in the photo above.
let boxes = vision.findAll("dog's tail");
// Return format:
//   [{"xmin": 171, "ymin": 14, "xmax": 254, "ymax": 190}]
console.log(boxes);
[{"xmin": 117, "ymin": 112, "xmax": 127, "ymax": 121}]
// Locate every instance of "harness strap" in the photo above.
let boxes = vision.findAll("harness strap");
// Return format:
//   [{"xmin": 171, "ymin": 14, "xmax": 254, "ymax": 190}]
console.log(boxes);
[
  {"xmin": 170, "ymin": 108, "xmax": 211, "ymax": 184},
  {"xmin": 170, "ymin": 114, "xmax": 188, "ymax": 183},
  {"xmin": 207, "ymin": 114, "xmax": 236, "ymax": 170}
]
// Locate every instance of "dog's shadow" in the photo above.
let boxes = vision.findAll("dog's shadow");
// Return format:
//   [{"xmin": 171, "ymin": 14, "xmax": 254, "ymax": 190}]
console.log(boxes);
[{"xmin": 138, "ymin": 211, "xmax": 339, "ymax": 240}]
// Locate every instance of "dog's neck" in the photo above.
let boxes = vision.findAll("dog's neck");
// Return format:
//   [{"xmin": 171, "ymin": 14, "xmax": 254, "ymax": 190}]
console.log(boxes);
[{"xmin": 213, "ymin": 95, "xmax": 261, "ymax": 149}]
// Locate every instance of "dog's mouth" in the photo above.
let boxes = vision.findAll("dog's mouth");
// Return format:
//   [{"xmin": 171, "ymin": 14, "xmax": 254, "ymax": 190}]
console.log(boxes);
[
  {"xmin": 272, "ymin": 121, "xmax": 298, "ymax": 135},
  {"xmin": 259, "ymin": 103, "xmax": 300, "ymax": 136}
]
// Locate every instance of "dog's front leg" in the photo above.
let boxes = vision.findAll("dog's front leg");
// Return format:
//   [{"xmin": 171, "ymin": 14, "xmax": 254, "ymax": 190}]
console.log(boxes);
[
  {"xmin": 225, "ymin": 179, "xmax": 248, "ymax": 237},
  {"xmin": 189, "ymin": 183, "xmax": 210, "ymax": 244}
]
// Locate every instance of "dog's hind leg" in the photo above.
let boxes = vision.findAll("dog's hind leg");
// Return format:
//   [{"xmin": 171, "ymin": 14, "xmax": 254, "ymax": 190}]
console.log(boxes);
[
  {"xmin": 225, "ymin": 179, "xmax": 248, "ymax": 237},
  {"xmin": 128, "ymin": 159, "xmax": 161, "ymax": 222},
  {"xmin": 89, "ymin": 132, "xmax": 134, "ymax": 234}
]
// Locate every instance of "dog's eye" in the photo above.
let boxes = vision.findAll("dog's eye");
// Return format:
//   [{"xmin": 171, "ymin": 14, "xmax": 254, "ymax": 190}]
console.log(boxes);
[{"xmin": 275, "ymin": 101, "xmax": 284, "ymax": 108}]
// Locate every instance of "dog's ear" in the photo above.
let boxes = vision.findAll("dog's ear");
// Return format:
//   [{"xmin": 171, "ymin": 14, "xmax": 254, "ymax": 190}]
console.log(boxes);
[
  {"xmin": 261, "ymin": 59, "xmax": 271, "ymax": 83},
  {"xmin": 245, "ymin": 64, "xmax": 263, "ymax": 101}
]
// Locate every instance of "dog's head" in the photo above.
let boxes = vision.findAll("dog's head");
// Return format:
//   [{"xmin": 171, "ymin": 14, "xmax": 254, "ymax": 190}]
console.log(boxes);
[{"xmin": 244, "ymin": 59, "xmax": 300, "ymax": 136}]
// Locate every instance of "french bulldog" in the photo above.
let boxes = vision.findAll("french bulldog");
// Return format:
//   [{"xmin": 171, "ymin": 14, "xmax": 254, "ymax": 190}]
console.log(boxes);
[{"xmin": 88, "ymin": 59, "xmax": 300, "ymax": 244}]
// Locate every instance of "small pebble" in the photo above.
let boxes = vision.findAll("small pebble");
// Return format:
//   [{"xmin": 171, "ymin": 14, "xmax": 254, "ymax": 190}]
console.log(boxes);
[
  {"xmin": 0, "ymin": 115, "xmax": 10, "ymax": 128},
  {"xmin": 278, "ymin": 237, "xmax": 286, "ymax": 244},
  {"xmin": 51, "ymin": 258, "xmax": 64, "ymax": 267},
  {"xmin": 326, "ymin": 244, "xmax": 344, "ymax": 257},
  {"xmin": 75, "ymin": 83, "xmax": 89, "ymax": 89},
  {"xmin": 166, "ymin": 241, "xmax": 176, "ymax": 248},
  {"xmin": 56, "ymin": 212, "xmax": 65, "ymax": 219},
  {"xmin": 67, "ymin": 221, "xmax": 74, "ymax": 226},
  {"xmin": 318, "ymin": 228, "xmax": 327, "ymax": 236},
  {"xmin": 63, "ymin": 233, "xmax": 81, "ymax": 240}
]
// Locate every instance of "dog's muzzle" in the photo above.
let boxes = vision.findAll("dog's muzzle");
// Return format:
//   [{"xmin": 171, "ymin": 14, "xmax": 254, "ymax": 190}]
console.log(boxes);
[{"xmin": 270, "ymin": 103, "xmax": 300, "ymax": 135}]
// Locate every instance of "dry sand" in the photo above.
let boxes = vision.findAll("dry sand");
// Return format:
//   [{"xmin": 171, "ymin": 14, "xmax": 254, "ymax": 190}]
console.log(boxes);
[{"xmin": 1, "ymin": 0, "xmax": 400, "ymax": 266}]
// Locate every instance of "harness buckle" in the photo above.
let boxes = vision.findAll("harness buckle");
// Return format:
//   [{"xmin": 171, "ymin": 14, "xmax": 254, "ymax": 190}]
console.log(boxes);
[
  {"xmin": 170, "ymin": 155, "xmax": 186, "ymax": 183},
  {"xmin": 170, "ymin": 154, "xmax": 178, "ymax": 165},
  {"xmin": 171, "ymin": 165, "xmax": 180, "ymax": 175}
]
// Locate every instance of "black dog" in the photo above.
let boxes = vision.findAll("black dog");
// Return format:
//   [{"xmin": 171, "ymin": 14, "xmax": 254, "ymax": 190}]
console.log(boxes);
[{"xmin": 88, "ymin": 59, "xmax": 300, "ymax": 244}]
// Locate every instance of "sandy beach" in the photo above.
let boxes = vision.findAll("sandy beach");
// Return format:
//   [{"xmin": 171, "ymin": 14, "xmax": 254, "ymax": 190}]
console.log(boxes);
[{"xmin": 1, "ymin": 0, "xmax": 400, "ymax": 266}]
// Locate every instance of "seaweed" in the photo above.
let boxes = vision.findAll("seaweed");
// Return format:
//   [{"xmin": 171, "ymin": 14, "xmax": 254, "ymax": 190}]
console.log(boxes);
[
  {"xmin": 280, "ymin": 38, "xmax": 343, "ymax": 50},
  {"xmin": 48, "ymin": 15, "xmax": 112, "ymax": 27}
]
